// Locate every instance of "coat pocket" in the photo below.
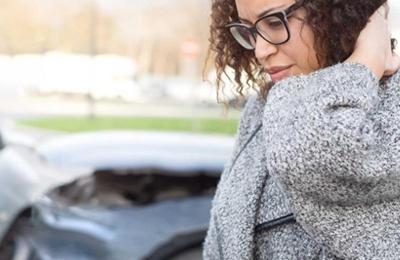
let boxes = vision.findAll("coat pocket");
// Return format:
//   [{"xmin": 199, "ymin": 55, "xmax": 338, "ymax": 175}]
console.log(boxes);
[
  {"xmin": 255, "ymin": 213, "xmax": 296, "ymax": 233},
  {"xmin": 254, "ymin": 221, "xmax": 325, "ymax": 260}
]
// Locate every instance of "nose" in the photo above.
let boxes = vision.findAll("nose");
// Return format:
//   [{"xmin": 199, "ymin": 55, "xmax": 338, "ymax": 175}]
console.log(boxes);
[{"xmin": 254, "ymin": 35, "xmax": 278, "ymax": 64}]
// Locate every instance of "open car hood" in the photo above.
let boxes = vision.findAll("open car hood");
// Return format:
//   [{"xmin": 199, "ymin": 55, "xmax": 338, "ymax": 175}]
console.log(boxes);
[{"xmin": 38, "ymin": 131, "xmax": 235, "ymax": 175}]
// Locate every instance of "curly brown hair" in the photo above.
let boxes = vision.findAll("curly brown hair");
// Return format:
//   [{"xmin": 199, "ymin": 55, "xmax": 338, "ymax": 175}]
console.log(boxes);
[{"xmin": 207, "ymin": 0, "xmax": 388, "ymax": 101}]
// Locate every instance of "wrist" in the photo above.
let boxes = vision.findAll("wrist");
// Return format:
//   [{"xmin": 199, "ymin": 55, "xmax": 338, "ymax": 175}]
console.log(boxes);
[{"xmin": 346, "ymin": 50, "xmax": 385, "ymax": 79}]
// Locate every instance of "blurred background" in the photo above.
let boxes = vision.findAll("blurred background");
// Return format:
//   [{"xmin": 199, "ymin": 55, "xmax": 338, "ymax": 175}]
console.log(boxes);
[
  {"xmin": 0, "ymin": 0, "xmax": 397, "ymax": 137},
  {"xmin": 0, "ymin": 1, "xmax": 397, "ymax": 259},
  {"xmin": 0, "ymin": 0, "xmax": 243, "ymax": 138}
]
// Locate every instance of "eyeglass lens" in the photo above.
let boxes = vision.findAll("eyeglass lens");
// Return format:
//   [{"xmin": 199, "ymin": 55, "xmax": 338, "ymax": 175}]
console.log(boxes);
[
  {"xmin": 256, "ymin": 17, "xmax": 288, "ymax": 43},
  {"xmin": 230, "ymin": 16, "xmax": 289, "ymax": 49},
  {"xmin": 229, "ymin": 27, "xmax": 255, "ymax": 50}
]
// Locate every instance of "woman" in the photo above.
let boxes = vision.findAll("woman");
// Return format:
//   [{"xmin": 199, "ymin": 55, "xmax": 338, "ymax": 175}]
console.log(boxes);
[{"xmin": 203, "ymin": 0, "xmax": 400, "ymax": 259}]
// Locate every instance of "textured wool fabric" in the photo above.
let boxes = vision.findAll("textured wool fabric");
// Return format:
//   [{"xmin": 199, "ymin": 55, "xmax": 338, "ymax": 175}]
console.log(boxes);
[
  {"xmin": 203, "ymin": 93, "xmax": 268, "ymax": 260},
  {"xmin": 254, "ymin": 175, "xmax": 328, "ymax": 259},
  {"xmin": 264, "ymin": 62, "xmax": 400, "ymax": 259},
  {"xmin": 203, "ymin": 62, "xmax": 400, "ymax": 259}
]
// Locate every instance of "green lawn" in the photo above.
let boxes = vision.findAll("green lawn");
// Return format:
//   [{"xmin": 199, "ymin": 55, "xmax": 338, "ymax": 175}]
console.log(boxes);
[{"xmin": 18, "ymin": 116, "xmax": 240, "ymax": 135}]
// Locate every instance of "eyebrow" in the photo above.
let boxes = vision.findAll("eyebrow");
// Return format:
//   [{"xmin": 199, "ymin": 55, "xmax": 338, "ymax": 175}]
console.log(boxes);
[{"xmin": 239, "ymin": 4, "xmax": 285, "ymax": 24}]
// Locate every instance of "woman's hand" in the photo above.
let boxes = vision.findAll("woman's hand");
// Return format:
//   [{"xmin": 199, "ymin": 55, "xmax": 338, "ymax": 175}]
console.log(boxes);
[{"xmin": 346, "ymin": 12, "xmax": 400, "ymax": 79}]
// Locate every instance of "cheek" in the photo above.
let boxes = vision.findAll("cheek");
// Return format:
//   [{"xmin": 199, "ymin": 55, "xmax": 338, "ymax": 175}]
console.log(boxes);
[{"xmin": 289, "ymin": 25, "xmax": 319, "ymax": 73}]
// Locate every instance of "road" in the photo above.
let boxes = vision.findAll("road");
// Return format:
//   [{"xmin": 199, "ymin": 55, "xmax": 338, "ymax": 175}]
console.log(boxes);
[{"xmin": 0, "ymin": 93, "xmax": 242, "ymax": 120}]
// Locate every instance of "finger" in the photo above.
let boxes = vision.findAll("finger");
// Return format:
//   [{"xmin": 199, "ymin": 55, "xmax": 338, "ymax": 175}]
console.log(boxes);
[{"xmin": 383, "ymin": 52, "xmax": 400, "ymax": 76}]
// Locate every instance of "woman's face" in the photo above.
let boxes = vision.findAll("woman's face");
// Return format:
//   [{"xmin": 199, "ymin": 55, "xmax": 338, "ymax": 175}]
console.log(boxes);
[{"xmin": 235, "ymin": 0, "xmax": 319, "ymax": 82}]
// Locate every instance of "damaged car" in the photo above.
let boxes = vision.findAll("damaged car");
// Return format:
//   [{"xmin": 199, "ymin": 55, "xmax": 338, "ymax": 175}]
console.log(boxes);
[{"xmin": 0, "ymin": 130, "xmax": 234, "ymax": 260}]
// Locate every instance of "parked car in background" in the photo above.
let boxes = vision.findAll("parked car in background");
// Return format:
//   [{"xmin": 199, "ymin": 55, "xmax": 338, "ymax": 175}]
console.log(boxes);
[{"xmin": 0, "ymin": 130, "xmax": 234, "ymax": 260}]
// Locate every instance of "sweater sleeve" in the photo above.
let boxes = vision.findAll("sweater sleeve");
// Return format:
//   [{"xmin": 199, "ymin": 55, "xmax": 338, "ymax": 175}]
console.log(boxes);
[{"xmin": 263, "ymin": 62, "xmax": 400, "ymax": 204}]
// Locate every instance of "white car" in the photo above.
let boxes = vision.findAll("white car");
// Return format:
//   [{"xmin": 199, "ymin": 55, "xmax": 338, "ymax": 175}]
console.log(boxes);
[{"xmin": 0, "ymin": 130, "xmax": 234, "ymax": 260}]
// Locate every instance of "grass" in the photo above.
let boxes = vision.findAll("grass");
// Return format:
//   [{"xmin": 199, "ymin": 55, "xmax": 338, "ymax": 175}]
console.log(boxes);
[{"xmin": 18, "ymin": 116, "xmax": 240, "ymax": 135}]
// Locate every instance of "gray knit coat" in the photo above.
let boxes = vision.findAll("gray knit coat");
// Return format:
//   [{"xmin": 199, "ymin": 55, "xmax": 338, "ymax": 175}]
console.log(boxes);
[{"xmin": 203, "ymin": 62, "xmax": 400, "ymax": 260}]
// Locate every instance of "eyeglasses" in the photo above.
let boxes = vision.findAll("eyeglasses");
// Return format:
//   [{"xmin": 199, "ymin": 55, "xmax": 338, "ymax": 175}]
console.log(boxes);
[{"xmin": 226, "ymin": 1, "xmax": 303, "ymax": 50}]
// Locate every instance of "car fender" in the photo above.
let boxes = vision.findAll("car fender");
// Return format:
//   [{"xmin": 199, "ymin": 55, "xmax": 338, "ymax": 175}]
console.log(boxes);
[{"xmin": 0, "ymin": 146, "xmax": 92, "ymax": 241}]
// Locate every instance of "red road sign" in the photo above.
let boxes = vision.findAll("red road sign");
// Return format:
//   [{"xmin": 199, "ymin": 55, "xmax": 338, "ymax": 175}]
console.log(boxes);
[{"xmin": 181, "ymin": 38, "xmax": 200, "ymax": 58}]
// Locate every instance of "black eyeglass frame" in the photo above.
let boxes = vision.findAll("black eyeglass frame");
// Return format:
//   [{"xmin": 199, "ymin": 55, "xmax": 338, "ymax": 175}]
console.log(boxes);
[{"xmin": 226, "ymin": 1, "xmax": 304, "ymax": 49}]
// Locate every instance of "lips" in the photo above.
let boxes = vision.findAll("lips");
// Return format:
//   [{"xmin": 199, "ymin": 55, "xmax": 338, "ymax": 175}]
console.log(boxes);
[{"xmin": 265, "ymin": 66, "xmax": 292, "ymax": 82}]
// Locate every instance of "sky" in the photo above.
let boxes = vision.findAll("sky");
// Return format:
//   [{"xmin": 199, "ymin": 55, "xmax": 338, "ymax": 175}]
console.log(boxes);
[{"xmin": 389, "ymin": 0, "xmax": 400, "ymax": 24}]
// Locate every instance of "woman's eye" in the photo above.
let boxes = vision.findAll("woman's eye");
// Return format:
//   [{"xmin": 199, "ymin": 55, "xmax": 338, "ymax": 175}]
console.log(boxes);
[
  {"xmin": 268, "ymin": 21, "xmax": 283, "ymax": 28},
  {"xmin": 257, "ymin": 17, "xmax": 285, "ymax": 32},
  {"xmin": 259, "ymin": 17, "xmax": 284, "ymax": 30},
  {"xmin": 265, "ymin": 20, "xmax": 284, "ymax": 30}
]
